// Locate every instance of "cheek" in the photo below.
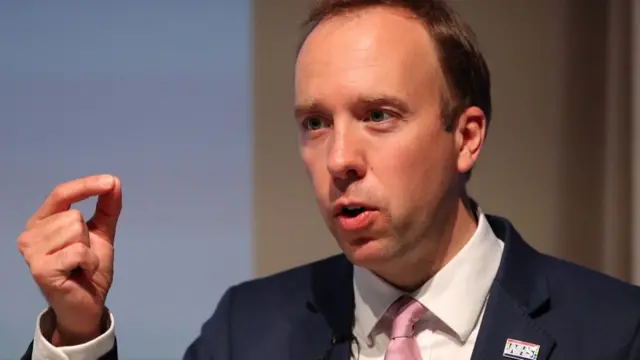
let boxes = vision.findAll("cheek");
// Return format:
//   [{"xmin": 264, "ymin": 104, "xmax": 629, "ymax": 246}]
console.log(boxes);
[
  {"xmin": 301, "ymin": 150, "xmax": 330, "ymax": 195},
  {"xmin": 372, "ymin": 131, "xmax": 453, "ymax": 210},
  {"xmin": 377, "ymin": 144, "xmax": 429, "ymax": 198},
  {"xmin": 378, "ymin": 128, "xmax": 434, "ymax": 181}
]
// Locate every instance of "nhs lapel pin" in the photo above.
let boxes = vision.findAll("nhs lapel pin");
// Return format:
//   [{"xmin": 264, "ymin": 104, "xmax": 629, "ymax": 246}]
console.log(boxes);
[{"xmin": 503, "ymin": 338, "xmax": 540, "ymax": 360}]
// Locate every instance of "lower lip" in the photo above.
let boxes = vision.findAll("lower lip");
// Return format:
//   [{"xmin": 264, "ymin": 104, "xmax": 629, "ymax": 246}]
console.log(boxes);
[{"xmin": 337, "ymin": 210, "xmax": 375, "ymax": 231}]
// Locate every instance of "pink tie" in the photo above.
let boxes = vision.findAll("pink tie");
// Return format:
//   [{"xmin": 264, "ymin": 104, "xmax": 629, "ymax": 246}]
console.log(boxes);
[{"xmin": 384, "ymin": 296, "xmax": 426, "ymax": 360}]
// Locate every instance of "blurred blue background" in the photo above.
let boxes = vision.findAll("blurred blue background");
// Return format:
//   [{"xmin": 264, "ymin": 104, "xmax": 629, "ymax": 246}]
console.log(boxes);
[{"xmin": 0, "ymin": 1, "xmax": 253, "ymax": 358}]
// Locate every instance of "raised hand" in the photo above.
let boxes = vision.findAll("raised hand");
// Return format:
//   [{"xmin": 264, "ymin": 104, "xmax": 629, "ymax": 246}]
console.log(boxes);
[{"xmin": 17, "ymin": 174, "xmax": 122, "ymax": 346}]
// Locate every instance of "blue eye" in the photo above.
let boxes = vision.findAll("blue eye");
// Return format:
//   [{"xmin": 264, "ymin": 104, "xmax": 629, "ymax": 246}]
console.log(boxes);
[
  {"xmin": 303, "ymin": 116, "xmax": 327, "ymax": 131},
  {"xmin": 367, "ymin": 110, "xmax": 392, "ymax": 122}
]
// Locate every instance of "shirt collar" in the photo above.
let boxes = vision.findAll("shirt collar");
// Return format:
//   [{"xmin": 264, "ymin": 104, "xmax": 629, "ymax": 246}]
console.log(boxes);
[{"xmin": 353, "ymin": 208, "xmax": 504, "ymax": 343}]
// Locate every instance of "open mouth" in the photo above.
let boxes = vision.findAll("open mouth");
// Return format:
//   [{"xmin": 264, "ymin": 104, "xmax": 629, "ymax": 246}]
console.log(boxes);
[
  {"xmin": 335, "ymin": 204, "xmax": 376, "ymax": 230},
  {"xmin": 340, "ymin": 206, "xmax": 367, "ymax": 218}
]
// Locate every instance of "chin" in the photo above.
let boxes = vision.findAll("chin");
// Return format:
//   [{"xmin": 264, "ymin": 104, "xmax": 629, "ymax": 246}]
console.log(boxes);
[{"xmin": 338, "ymin": 235, "xmax": 395, "ymax": 268}]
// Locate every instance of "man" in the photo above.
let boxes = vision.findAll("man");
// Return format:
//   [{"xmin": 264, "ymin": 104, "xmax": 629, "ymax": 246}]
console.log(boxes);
[{"xmin": 18, "ymin": 0, "xmax": 640, "ymax": 359}]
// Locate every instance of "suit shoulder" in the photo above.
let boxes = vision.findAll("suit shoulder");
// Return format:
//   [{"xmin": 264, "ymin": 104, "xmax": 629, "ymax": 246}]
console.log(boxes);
[{"xmin": 540, "ymin": 253, "xmax": 640, "ymax": 308}]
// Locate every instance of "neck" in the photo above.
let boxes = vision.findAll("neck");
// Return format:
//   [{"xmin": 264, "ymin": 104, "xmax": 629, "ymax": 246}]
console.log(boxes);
[{"xmin": 377, "ymin": 194, "xmax": 479, "ymax": 292}]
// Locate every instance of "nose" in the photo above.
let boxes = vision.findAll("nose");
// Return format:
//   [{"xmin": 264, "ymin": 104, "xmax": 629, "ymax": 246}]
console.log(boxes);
[{"xmin": 326, "ymin": 126, "xmax": 366, "ymax": 183}]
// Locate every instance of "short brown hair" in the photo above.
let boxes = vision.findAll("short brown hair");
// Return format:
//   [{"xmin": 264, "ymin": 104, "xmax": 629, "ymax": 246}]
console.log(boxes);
[{"xmin": 301, "ymin": 0, "xmax": 492, "ymax": 131}]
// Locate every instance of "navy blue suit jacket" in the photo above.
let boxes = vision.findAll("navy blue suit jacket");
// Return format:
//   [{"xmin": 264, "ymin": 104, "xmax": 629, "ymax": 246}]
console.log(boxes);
[{"xmin": 23, "ymin": 215, "xmax": 640, "ymax": 359}]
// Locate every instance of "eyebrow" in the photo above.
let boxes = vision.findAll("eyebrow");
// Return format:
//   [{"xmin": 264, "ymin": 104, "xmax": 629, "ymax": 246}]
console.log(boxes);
[
  {"xmin": 293, "ymin": 101, "xmax": 328, "ymax": 119},
  {"xmin": 293, "ymin": 94, "xmax": 411, "ymax": 118},
  {"xmin": 356, "ymin": 95, "xmax": 411, "ymax": 113}
]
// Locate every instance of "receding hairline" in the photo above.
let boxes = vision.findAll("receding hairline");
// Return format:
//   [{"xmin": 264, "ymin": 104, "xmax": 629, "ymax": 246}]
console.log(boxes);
[
  {"xmin": 295, "ymin": 4, "xmax": 456, "ymax": 120},
  {"xmin": 296, "ymin": 4, "xmax": 429, "ymax": 55}
]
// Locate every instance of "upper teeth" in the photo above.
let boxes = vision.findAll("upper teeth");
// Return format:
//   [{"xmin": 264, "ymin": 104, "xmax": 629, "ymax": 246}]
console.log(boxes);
[{"xmin": 345, "ymin": 206, "xmax": 363, "ymax": 211}]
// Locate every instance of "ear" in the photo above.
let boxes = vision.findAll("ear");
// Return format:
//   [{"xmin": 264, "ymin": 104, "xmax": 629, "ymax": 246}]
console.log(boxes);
[{"xmin": 454, "ymin": 106, "xmax": 487, "ymax": 174}]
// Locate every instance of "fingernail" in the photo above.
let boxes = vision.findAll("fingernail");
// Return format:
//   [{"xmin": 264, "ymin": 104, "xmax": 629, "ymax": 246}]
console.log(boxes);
[{"xmin": 99, "ymin": 175, "xmax": 114, "ymax": 188}]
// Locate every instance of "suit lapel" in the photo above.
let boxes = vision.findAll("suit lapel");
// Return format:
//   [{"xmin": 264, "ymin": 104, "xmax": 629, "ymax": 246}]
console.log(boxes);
[
  {"xmin": 289, "ymin": 255, "xmax": 354, "ymax": 360},
  {"xmin": 470, "ymin": 283, "xmax": 555, "ymax": 360},
  {"xmin": 471, "ymin": 216, "xmax": 556, "ymax": 360}
]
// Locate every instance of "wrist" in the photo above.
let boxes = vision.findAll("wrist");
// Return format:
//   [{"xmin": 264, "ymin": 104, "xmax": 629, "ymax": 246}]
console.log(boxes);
[
  {"xmin": 50, "ymin": 308, "xmax": 109, "ymax": 346},
  {"xmin": 51, "ymin": 327, "xmax": 101, "ymax": 346}
]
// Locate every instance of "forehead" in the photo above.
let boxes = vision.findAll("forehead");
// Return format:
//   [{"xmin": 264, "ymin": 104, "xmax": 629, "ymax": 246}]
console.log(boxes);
[{"xmin": 295, "ymin": 6, "xmax": 443, "ymax": 107}]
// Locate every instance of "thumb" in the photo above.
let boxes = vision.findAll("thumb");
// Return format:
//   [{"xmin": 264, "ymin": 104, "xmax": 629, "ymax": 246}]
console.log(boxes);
[{"xmin": 87, "ymin": 176, "xmax": 122, "ymax": 242}]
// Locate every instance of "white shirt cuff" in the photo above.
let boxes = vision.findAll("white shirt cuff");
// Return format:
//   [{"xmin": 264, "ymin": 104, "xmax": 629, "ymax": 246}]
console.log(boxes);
[{"xmin": 31, "ymin": 307, "xmax": 115, "ymax": 360}]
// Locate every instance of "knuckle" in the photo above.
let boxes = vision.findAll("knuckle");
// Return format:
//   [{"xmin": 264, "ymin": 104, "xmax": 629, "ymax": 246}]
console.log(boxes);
[
  {"xmin": 30, "ymin": 261, "xmax": 48, "ymax": 282},
  {"xmin": 70, "ymin": 220, "xmax": 83, "ymax": 234},
  {"xmin": 66, "ymin": 209, "xmax": 85, "ymax": 223},
  {"xmin": 68, "ymin": 222, "xmax": 86, "ymax": 241},
  {"xmin": 64, "ymin": 243, "xmax": 87, "ymax": 263},
  {"xmin": 16, "ymin": 232, "xmax": 31, "ymax": 252}
]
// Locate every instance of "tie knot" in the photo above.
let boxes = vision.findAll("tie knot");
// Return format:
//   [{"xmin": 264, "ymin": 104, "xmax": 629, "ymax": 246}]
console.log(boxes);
[{"xmin": 386, "ymin": 296, "xmax": 426, "ymax": 339}]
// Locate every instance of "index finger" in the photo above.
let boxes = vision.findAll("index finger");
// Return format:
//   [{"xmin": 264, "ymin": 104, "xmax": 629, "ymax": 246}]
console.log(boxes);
[{"xmin": 26, "ymin": 174, "xmax": 116, "ymax": 229}]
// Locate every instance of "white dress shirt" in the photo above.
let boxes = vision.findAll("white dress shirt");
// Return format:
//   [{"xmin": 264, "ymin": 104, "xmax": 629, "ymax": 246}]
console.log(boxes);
[
  {"xmin": 351, "ymin": 210, "xmax": 504, "ymax": 359},
  {"xmin": 31, "ymin": 211, "xmax": 503, "ymax": 360},
  {"xmin": 32, "ymin": 306, "xmax": 115, "ymax": 360}
]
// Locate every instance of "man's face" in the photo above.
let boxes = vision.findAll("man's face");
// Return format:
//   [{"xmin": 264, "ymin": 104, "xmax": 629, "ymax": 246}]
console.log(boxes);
[{"xmin": 294, "ymin": 6, "xmax": 471, "ymax": 271}]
